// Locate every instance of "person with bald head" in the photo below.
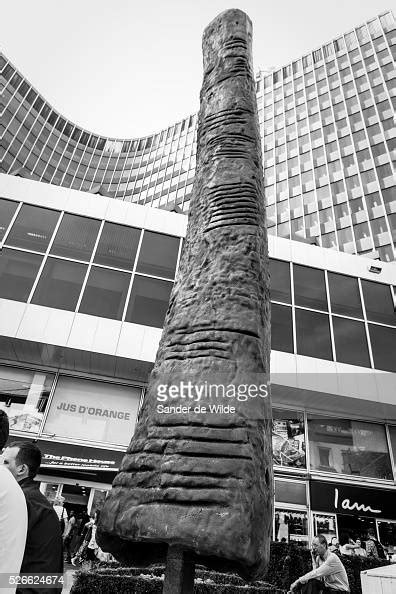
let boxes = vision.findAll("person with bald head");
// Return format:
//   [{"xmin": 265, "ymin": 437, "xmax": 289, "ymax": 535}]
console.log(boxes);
[{"xmin": 289, "ymin": 534, "xmax": 349, "ymax": 592}]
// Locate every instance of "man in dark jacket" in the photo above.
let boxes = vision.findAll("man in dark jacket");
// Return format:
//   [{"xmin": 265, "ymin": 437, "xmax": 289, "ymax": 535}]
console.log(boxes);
[{"xmin": 2, "ymin": 441, "xmax": 63, "ymax": 594}]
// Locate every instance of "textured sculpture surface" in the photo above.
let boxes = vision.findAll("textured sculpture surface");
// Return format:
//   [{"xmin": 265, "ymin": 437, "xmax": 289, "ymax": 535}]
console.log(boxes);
[{"xmin": 98, "ymin": 8, "xmax": 272, "ymax": 580}]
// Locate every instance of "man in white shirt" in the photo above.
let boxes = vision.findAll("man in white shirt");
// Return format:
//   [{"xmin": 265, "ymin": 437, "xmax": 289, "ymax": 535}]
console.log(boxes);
[
  {"xmin": 289, "ymin": 534, "xmax": 349, "ymax": 593},
  {"xmin": 0, "ymin": 411, "xmax": 28, "ymax": 594}
]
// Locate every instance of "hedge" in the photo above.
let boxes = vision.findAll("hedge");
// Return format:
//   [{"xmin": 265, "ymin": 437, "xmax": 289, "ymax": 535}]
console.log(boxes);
[{"xmin": 70, "ymin": 542, "xmax": 390, "ymax": 594}]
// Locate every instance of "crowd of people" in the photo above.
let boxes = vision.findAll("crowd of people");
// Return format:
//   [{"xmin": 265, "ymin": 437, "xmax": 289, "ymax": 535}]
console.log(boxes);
[
  {"xmin": 0, "ymin": 410, "xmax": 108, "ymax": 594},
  {"xmin": 329, "ymin": 531, "xmax": 387, "ymax": 559}
]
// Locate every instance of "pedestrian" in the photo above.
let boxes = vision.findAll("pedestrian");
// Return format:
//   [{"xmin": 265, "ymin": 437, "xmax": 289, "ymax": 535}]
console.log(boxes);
[
  {"xmin": 63, "ymin": 509, "xmax": 77, "ymax": 563},
  {"xmin": 0, "ymin": 412, "xmax": 28, "ymax": 594},
  {"xmin": 288, "ymin": 534, "xmax": 349, "ymax": 593},
  {"xmin": 71, "ymin": 514, "xmax": 94, "ymax": 566},
  {"xmin": 339, "ymin": 534, "xmax": 359, "ymax": 556},
  {"xmin": 2, "ymin": 441, "xmax": 63, "ymax": 594},
  {"xmin": 354, "ymin": 539, "xmax": 367, "ymax": 557},
  {"xmin": 365, "ymin": 528, "xmax": 386, "ymax": 559},
  {"xmin": 328, "ymin": 536, "xmax": 340, "ymax": 553}
]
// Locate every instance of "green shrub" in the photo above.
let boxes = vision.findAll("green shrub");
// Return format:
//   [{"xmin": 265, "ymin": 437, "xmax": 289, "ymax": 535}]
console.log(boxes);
[{"xmin": 70, "ymin": 543, "xmax": 390, "ymax": 594}]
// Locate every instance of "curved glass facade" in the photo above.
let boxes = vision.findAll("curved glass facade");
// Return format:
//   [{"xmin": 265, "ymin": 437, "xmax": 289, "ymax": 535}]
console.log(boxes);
[{"xmin": 1, "ymin": 10, "xmax": 395, "ymax": 260}]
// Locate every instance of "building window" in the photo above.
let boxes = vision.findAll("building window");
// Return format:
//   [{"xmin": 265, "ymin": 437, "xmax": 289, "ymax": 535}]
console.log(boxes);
[
  {"xmin": 0, "ymin": 248, "xmax": 43, "ymax": 302},
  {"xmin": 361, "ymin": 281, "xmax": 396, "ymax": 325},
  {"xmin": 294, "ymin": 264, "xmax": 328, "ymax": 310},
  {"xmin": 369, "ymin": 325, "xmax": 396, "ymax": 372},
  {"xmin": 5, "ymin": 204, "xmax": 59, "ymax": 252},
  {"xmin": 0, "ymin": 198, "xmax": 18, "ymax": 241},
  {"xmin": 94, "ymin": 222, "xmax": 141, "ymax": 270},
  {"xmin": 269, "ymin": 259, "xmax": 291, "ymax": 303},
  {"xmin": 327, "ymin": 272, "xmax": 363, "ymax": 318},
  {"xmin": 272, "ymin": 409, "xmax": 306, "ymax": 468},
  {"xmin": 136, "ymin": 231, "xmax": 179, "ymax": 279},
  {"xmin": 313, "ymin": 513, "xmax": 337, "ymax": 542},
  {"xmin": 50, "ymin": 214, "xmax": 101, "ymax": 261},
  {"xmin": 125, "ymin": 275, "xmax": 173, "ymax": 328},
  {"xmin": 308, "ymin": 416, "xmax": 393, "ymax": 480},
  {"xmin": 79, "ymin": 267, "xmax": 130, "ymax": 320},
  {"xmin": 271, "ymin": 303, "xmax": 293, "ymax": 353},
  {"xmin": 333, "ymin": 317, "xmax": 370, "ymax": 367},
  {"xmin": 32, "ymin": 258, "xmax": 87, "ymax": 311},
  {"xmin": 0, "ymin": 365, "xmax": 54, "ymax": 433},
  {"xmin": 296, "ymin": 310, "xmax": 332, "ymax": 360},
  {"xmin": 43, "ymin": 376, "xmax": 141, "ymax": 446}
]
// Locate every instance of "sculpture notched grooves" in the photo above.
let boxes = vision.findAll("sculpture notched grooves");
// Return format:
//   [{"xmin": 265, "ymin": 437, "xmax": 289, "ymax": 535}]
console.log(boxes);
[{"xmin": 97, "ymin": 9, "xmax": 272, "ymax": 581}]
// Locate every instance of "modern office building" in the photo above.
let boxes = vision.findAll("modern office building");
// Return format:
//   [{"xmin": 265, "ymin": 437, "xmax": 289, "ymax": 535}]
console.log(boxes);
[{"xmin": 0, "ymin": 11, "xmax": 395, "ymax": 549}]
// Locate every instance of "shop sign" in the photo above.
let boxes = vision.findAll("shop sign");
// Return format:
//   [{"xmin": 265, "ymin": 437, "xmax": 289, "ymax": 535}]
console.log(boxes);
[
  {"xmin": 310, "ymin": 481, "xmax": 396, "ymax": 520},
  {"xmin": 43, "ymin": 376, "xmax": 141, "ymax": 446},
  {"xmin": 37, "ymin": 440, "xmax": 124, "ymax": 471}
]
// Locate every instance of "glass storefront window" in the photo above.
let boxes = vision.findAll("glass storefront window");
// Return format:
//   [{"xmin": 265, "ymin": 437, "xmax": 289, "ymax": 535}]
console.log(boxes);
[
  {"xmin": 32, "ymin": 258, "xmax": 87, "ymax": 311},
  {"xmin": 272, "ymin": 409, "xmax": 306, "ymax": 468},
  {"xmin": 125, "ymin": 275, "xmax": 173, "ymax": 328},
  {"xmin": 313, "ymin": 513, "xmax": 337, "ymax": 543},
  {"xmin": 328, "ymin": 272, "xmax": 363, "ymax": 318},
  {"xmin": 94, "ymin": 223, "xmax": 141, "ymax": 270},
  {"xmin": 271, "ymin": 303, "xmax": 293, "ymax": 353},
  {"xmin": 377, "ymin": 521, "xmax": 396, "ymax": 557},
  {"xmin": 294, "ymin": 264, "xmax": 328, "ymax": 310},
  {"xmin": 136, "ymin": 231, "xmax": 179, "ymax": 279},
  {"xmin": 0, "ymin": 248, "xmax": 43, "ymax": 302},
  {"xmin": 275, "ymin": 479, "xmax": 307, "ymax": 505},
  {"xmin": 50, "ymin": 214, "xmax": 101, "ymax": 261},
  {"xmin": 308, "ymin": 416, "xmax": 393, "ymax": 480},
  {"xmin": 6, "ymin": 204, "xmax": 59, "ymax": 252},
  {"xmin": 43, "ymin": 376, "xmax": 141, "ymax": 446},
  {"xmin": 0, "ymin": 365, "xmax": 54, "ymax": 433},
  {"xmin": 270, "ymin": 259, "xmax": 291, "ymax": 303},
  {"xmin": 274, "ymin": 509, "xmax": 309, "ymax": 544},
  {"xmin": 0, "ymin": 198, "xmax": 18, "ymax": 241}
]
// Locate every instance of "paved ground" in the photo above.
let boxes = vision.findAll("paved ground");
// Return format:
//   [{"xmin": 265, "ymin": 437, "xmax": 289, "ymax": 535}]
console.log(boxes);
[{"xmin": 62, "ymin": 562, "xmax": 76, "ymax": 593}]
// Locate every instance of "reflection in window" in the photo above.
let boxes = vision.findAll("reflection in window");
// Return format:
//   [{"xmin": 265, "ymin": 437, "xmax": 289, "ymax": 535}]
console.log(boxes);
[
  {"xmin": 126, "ymin": 275, "xmax": 172, "ymax": 328},
  {"xmin": 136, "ymin": 231, "xmax": 179, "ymax": 278},
  {"xmin": 0, "ymin": 365, "xmax": 54, "ymax": 433},
  {"xmin": 32, "ymin": 258, "xmax": 87, "ymax": 311},
  {"xmin": 79, "ymin": 267, "xmax": 130, "ymax": 320},
  {"xmin": 271, "ymin": 304, "xmax": 293, "ymax": 353},
  {"xmin": 361, "ymin": 280, "xmax": 396, "ymax": 325},
  {"xmin": 0, "ymin": 248, "xmax": 43, "ymax": 302},
  {"xmin": 270, "ymin": 259, "xmax": 291, "ymax": 303},
  {"xmin": 308, "ymin": 416, "xmax": 393, "ymax": 479},
  {"xmin": 6, "ymin": 204, "xmax": 59, "ymax": 252},
  {"xmin": 296, "ymin": 310, "xmax": 332, "ymax": 360},
  {"xmin": 294, "ymin": 264, "xmax": 328, "ymax": 310},
  {"xmin": 274, "ymin": 509, "xmax": 308, "ymax": 545},
  {"xmin": 275, "ymin": 479, "xmax": 307, "ymax": 505},
  {"xmin": 94, "ymin": 223, "xmax": 141, "ymax": 270},
  {"xmin": 369, "ymin": 324, "xmax": 396, "ymax": 372},
  {"xmin": 333, "ymin": 317, "xmax": 370, "ymax": 367},
  {"xmin": 0, "ymin": 198, "xmax": 18, "ymax": 241},
  {"xmin": 50, "ymin": 214, "xmax": 101, "ymax": 261},
  {"xmin": 328, "ymin": 272, "xmax": 363, "ymax": 318},
  {"xmin": 272, "ymin": 409, "xmax": 306, "ymax": 468}
]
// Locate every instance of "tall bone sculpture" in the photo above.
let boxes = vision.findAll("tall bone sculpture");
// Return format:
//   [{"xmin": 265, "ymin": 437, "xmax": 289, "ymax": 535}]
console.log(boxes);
[{"xmin": 97, "ymin": 8, "xmax": 272, "ymax": 587}]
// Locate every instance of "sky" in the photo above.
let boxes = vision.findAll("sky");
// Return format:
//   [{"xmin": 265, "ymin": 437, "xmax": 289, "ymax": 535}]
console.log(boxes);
[{"xmin": 2, "ymin": 0, "xmax": 394, "ymax": 138}]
